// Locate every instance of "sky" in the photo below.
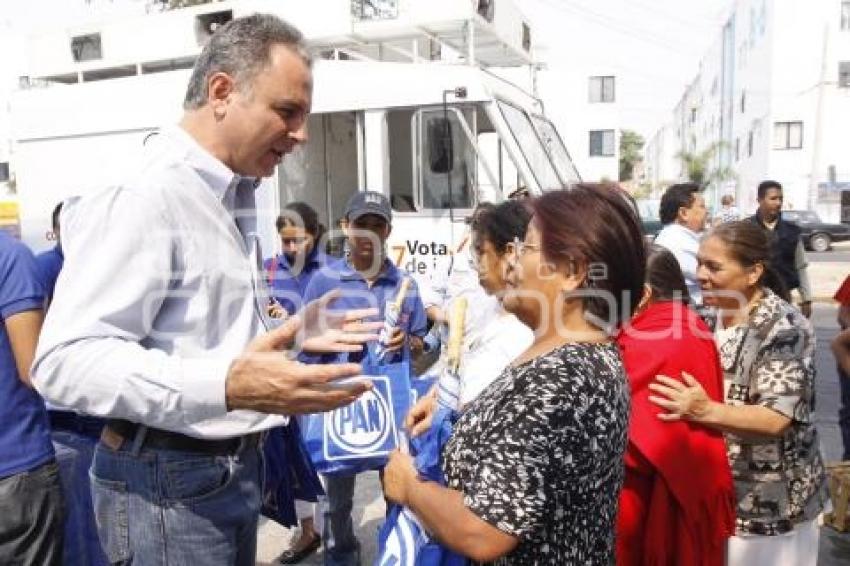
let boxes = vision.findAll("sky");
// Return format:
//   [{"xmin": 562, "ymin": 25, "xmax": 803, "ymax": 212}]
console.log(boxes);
[
  {"xmin": 0, "ymin": 0, "xmax": 734, "ymax": 141},
  {"xmin": 520, "ymin": 0, "xmax": 733, "ymax": 138}
]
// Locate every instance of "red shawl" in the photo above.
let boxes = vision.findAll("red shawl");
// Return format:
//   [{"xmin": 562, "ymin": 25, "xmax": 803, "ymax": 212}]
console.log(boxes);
[{"xmin": 615, "ymin": 301, "xmax": 736, "ymax": 566}]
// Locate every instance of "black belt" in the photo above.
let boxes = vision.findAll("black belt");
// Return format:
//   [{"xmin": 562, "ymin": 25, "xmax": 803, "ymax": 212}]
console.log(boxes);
[{"xmin": 103, "ymin": 419, "xmax": 257, "ymax": 456}]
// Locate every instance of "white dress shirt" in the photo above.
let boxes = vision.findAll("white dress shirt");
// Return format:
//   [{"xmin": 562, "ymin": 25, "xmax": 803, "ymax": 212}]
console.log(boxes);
[
  {"xmin": 32, "ymin": 126, "xmax": 285, "ymax": 439},
  {"xmin": 654, "ymin": 222, "xmax": 703, "ymax": 304}
]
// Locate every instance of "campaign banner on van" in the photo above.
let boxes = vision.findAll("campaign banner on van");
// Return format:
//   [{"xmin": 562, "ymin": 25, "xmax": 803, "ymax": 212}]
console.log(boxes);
[{"xmin": 304, "ymin": 361, "xmax": 411, "ymax": 475}]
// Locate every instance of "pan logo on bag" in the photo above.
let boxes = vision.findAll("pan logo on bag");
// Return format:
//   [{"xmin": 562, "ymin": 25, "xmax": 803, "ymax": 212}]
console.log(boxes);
[{"xmin": 324, "ymin": 376, "xmax": 398, "ymax": 460}]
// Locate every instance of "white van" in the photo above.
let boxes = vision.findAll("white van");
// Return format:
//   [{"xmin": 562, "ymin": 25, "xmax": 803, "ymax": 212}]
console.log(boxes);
[{"xmin": 10, "ymin": 0, "xmax": 580, "ymax": 272}]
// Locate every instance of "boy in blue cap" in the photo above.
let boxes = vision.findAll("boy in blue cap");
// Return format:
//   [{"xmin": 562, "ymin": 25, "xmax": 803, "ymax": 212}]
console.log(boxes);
[{"xmin": 300, "ymin": 190, "xmax": 426, "ymax": 566}]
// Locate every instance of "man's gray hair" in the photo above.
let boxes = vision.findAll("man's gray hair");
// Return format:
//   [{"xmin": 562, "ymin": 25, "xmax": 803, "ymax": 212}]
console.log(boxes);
[{"xmin": 183, "ymin": 13, "xmax": 312, "ymax": 110}]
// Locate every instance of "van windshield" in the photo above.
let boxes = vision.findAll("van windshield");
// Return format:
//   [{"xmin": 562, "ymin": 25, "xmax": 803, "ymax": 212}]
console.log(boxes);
[
  {"xmin": 496, "ymin": 100, "xmax": 564, "ymax": 191},
  {"xmin": 530, "ymin": 114, "xmax": 580, "ymax": 185}
]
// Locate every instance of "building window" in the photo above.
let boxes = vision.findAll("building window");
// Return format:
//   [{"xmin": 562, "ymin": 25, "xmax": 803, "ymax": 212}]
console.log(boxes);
[
  {"xmin": 690, "ymin": 107, "xmax": 697, "ymax": 123},
  {"xmin": 70, "ymin": 33, "xmax": 102, "ymax": 62},
  {"xmin": 773, "ymin": 121, "xmax": 803, "ymax": 150},
  {"xmin": 747, "ymin": 131, "xmax": 754, "ymax": 156},
  {"xmin": 840, "ymin": 61, "xmax": 850, "ymax": 87},
  {"xmin": 740, "ymin": 90, "xmax": 746, "ymax": 113},
  {"xmin": 843, "ymin": 1, "xmax": 850, "ymax": 30},
  {"xmin": 477, "ymin": 0, "xmax": 495, "ymax": 22},
  {"xmin": 589, "ymin": 130, "xmax": 615, "ymax": 157},
  {"xmin": 735, "ymin": 138, "xmax": 740, "ymax": 161},
  {"xmin": 588, "ymin": 76, "xmax": 615, "ymax": 103}
]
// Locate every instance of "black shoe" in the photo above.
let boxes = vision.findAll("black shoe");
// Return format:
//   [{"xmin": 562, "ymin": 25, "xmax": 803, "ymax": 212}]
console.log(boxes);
[{"xmin": 275, "ymin": 535, "xmax": 321, "ymax": 565}]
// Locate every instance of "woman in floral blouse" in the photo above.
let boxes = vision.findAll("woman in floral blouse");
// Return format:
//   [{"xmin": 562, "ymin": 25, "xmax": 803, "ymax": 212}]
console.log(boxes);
[
  {"xmin": 650, "ymin": 220, "xmax": 828, "ymax": 566},
  {"xmin": 383, "ymin": 185, "xmax": 647, "ymax": 564}
]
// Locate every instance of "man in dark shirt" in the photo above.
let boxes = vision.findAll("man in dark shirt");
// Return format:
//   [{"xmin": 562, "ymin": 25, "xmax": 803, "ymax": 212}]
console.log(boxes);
[
  {"xmin": 35, "ymin": 201, "xmax": 65, "ymax": 305},
  {"xmin": 749, "ymin": 180, "xmax": 812, "ymax": 318},
  {"xmin": 0, "ymin": 232, "xmax": 64, "ymax": 565}
]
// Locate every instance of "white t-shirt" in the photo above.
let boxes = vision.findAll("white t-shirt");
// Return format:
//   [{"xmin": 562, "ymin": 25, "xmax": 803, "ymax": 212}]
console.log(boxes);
[{"xmin": 459, "ymin": 312, "xmax": 533, "ymax": 405}]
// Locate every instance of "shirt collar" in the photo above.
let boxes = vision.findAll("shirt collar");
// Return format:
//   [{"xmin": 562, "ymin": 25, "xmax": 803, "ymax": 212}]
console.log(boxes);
[
  {"xmin": 665, "ymin": 222, "xmax": 702, "ymax": 241},
  {"xmin": 278, "ymin": 247, "xmax": 326, "ymax": 270},
  {"xmin": 160, "ymin": 126, "xmax": 259, "ymax": 203},
  {"xmin": 339, "ymin": 257, "xmax": 401, "ymax": 284}
]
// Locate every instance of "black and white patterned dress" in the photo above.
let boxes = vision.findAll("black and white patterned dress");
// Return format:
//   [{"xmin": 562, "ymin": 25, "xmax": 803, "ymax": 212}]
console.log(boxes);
[
  {"xmin": 716, "ymin": 289, "xmax": 828, "ymax": 536},
  {"xmin": 442, "ymin": 342, "xmax": 630, "ymax": 565}
]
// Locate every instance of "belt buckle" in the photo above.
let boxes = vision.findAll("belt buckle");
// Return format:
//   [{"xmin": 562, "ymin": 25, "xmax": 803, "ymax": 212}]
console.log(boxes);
[{"xmin": 100, "ymin": 426, "xmax": 125, "ymax": 451}]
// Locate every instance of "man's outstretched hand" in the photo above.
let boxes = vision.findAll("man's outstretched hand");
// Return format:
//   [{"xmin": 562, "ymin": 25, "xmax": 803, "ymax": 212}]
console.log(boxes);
[
  {"xmin": 298, "ymin": 290, "xmax": 382, "ymax": 353},
  {"xmin": 226, "ymin": 315, "xmax": 371, "ymax": 415}
]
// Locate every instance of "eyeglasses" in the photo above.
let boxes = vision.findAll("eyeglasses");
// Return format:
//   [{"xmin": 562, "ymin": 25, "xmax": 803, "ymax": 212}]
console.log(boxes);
[{"xmin": 511, "ymin": 236, "xmax": 541, "ymax": 258}]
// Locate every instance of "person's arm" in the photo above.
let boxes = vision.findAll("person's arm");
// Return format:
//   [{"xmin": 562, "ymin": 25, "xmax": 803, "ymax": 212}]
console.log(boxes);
[
  {"xmin": 32, "ymin": 189, "xmax": 368, "ymax": 429},
  {"xmin": 6, "ymin": 310, "xmax": 44, "ymax": 388},
  {"xmin": 387, "ymin": 382, "xmax": 563, "ymax": 561},
  {"xmin": 382, "ymin": 451, "xmax": 518, "ymax": 562},
  {"xmin": 1, "ymin": 242, "xmax": 46, "ymax": 388},
  {"xmin": 650, "ymin": 325, "xmax": 812, "ymax": 439},
  {"xmin": 649, "ymin": 373, "xmax": 791, "ymax": 439},
  {"xmin": 833, "ymin": 328, "xmax": 850, "ymax": 375},
  {"xmin": 794, "ymin": 240, "xmax": 812, "ymax": 314}
]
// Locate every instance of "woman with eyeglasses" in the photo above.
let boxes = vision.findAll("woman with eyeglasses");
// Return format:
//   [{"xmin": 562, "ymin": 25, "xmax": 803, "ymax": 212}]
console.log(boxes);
[
  {"xmin": 405, "ymin": 200, "xmax": 533, "ymax": 434},
  {"xmin": 649, "ymin": 220, "xmax": 828, "ymax": 566},
  {"xmin": 383, "ymin": 184, "xmax": 646, "ymax": 564}
]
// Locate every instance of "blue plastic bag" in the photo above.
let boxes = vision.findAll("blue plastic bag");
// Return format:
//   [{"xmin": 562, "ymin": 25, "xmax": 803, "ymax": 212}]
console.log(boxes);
[
  {"xmin": 409, "ymin": 375, "xmax": 437, "ymax": 406},
  {"xmin": 375, "ymin": 407, "xmax": 468, "ymax": 566},
  {"xmin": 261, "ymin": 417, "xmax": 324, "ymax": 528},
  {"xmin": 302, "ymin": 360, "xmax": 411, "ymax": 476}
]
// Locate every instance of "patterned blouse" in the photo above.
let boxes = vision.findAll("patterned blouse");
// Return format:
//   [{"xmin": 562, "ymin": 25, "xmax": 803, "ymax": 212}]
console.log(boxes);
[
  {"xmin": 716, "ymin": 289, "xmax": 828, "ymax": 536},
  {"xmin": 442, "ymin": 342, "xmax": 630, "ymax": 565}
]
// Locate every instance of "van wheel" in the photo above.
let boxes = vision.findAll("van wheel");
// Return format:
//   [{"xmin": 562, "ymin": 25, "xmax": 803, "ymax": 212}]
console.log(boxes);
[{"xmin": 809, "ymin": 233, "xmax": 831, "ymax": 252}]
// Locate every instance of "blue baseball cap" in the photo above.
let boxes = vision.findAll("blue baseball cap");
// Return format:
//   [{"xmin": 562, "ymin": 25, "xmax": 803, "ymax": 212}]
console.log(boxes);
[{"xmin": 344, "ymin": 191, "xmax": 392, "ymax": 223}]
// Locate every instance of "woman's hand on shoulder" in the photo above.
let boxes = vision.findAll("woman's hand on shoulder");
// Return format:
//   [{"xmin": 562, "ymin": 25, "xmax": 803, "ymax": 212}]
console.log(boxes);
[{"xmin": 648, "ymin": 372, "xmax": 715, "ymax": 423}]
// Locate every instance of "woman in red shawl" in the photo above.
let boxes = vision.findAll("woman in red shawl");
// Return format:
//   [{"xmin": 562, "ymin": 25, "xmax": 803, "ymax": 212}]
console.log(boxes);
[{"xmin": 615, "ymin": 245, "xmax": 735, "ymax": 566}]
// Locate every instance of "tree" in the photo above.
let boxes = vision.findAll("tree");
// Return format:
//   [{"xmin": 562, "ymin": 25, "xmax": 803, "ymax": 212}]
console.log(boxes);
[
  {"xmin": 619, "ymin": 129, "xmax": 644, "ymax": 182},
  {"xmin": 676, "ymin": 140, "xmax": 734, "ymax": 188}
]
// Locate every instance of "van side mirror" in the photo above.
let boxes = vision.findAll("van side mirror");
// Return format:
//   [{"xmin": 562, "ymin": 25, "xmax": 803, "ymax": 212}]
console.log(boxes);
[{"xmin": 428, "ymin": 118, "xmax": 454, "ymax": 173}]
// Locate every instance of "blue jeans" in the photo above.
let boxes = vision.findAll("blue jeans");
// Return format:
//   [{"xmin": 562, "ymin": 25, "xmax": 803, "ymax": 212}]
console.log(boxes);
[
  {"xmin": 322, "ymin": 474, "xmax": 361, "ymax": 566},
  {"xmin": 90, "ymin": 435, "xmax": 262, "ymax": 565},
  {"xmin": 839, "ymin": 362, "xmax": 850, "ymax": 461},
  {"xmin": 53, "ymin": 431, "xmax": 108, "ymax": 566}
]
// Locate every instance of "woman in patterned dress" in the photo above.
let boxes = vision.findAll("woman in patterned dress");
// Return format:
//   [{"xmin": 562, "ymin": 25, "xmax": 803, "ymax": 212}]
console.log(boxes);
[
  {"xmin": 383, "ymin": 184, "xmax": 647, "ymax": 564},
  {"xmin": 649, "ymin": 220, "xmax": 828, "ymax": 566}
]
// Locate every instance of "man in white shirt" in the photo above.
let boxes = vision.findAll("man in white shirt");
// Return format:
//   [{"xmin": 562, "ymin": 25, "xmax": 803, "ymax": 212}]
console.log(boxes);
[
  {"xmin": 654, "ymin": 183, "xmax": 708, "ymax": 304},
  {"xmin": 32, "ymin": 15, "xmax": 377, "ymax": 565}
]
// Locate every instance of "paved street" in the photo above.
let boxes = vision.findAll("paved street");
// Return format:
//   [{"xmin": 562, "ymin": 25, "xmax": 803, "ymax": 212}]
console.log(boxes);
[
  {"xmin": 809, "ymin": 241, "xmax": 850, "ymax": 264},
  {"xmin": 813, "ymin": 303, "xmax": 850, "ymax": 565},
  {"xmin": 257, "ymin": 304, "xmax": 850, "ymax": 566}
]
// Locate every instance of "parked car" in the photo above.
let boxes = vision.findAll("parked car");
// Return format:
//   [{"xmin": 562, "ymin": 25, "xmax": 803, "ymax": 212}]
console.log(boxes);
[
  {"xmin": 634, "ymin": 198, "xmax": 663, "ymax": 239},
  {"xmin": 782, "ymin": 210, "xmax": 850, "ymax": 252}
]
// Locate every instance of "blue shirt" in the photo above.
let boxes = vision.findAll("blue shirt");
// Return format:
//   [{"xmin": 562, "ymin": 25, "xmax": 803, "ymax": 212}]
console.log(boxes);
[
  {"xmin": 35, "ymin": 245, "xmax": 64, "ymax": 303},
  {"xmin": 262, "ymin": 247, "xmax": 329, "ymax": 316},
  {"xmin": 0, "ymin": 233, "xmax": 54, "ymax": 477},
  {"xmin": 300, "ymin": 257, "xmax": 428, "ymax": 366}
]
